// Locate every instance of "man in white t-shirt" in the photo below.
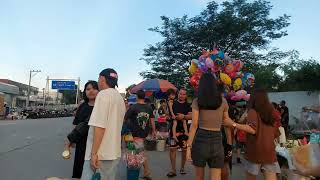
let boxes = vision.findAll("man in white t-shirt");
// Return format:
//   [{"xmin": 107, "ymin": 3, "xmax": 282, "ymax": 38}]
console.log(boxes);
[{"xmin": 81, "ymin": 68, "xmax": 126, "ymax": 180}]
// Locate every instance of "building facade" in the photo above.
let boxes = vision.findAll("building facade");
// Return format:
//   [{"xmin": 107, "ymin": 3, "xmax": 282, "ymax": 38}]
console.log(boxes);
[
  {"xmin": 0, "ymin": 82, "xmax": 19, "ymax": 108},
  {"xmin": 0, "ymin": 79, "xmax": 39, "ymax": 108}
]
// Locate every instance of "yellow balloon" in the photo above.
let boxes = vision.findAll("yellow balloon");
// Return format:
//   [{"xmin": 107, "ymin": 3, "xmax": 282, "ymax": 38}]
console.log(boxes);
[
  {"xmin": 233, "ymin": 78, "xmax": 242, "ymax": 90},
  {"xmin": 189, "ymin": 64, "xmax": 198, "ymax": 75},
  {"xmin": 220, "ymin": 73, "xmax": 231, "ymax": 85}
]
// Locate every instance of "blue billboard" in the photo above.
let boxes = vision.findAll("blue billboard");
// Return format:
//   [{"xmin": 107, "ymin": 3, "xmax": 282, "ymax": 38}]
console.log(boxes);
[{"xmin": 52, "ymin": 81, "xmax": 75, "ymax": 90}]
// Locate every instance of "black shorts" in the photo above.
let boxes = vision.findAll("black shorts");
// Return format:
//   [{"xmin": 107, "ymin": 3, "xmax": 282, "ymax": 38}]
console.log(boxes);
[{"xmin": 191, "ymin": 129, "xmax": 224, "ymax": 168}]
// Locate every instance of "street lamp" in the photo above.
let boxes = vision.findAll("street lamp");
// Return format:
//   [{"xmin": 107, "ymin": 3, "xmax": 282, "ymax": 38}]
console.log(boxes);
[{"xmin": 26, "ymin": 70, "xmax": 41, "ymax": 107}]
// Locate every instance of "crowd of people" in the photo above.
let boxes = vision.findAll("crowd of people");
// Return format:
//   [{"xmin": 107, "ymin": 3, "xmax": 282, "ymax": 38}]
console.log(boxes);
[{"xmin": 62, "ymin": 68, "xmax": 319, "ymax": 180}]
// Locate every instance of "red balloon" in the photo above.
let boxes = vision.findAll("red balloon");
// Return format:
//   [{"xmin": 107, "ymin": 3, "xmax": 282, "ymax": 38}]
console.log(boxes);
[
  {"xmin": 194, "ymin": 69, "xmax": 202, "ymax": 76},
  {"xmin": 229, "ymin": 72, "xmax": 237, "ymax": 79},
  {"xmin": 190, "ymin": 75, "xmax": 200, "ymax": 87}
]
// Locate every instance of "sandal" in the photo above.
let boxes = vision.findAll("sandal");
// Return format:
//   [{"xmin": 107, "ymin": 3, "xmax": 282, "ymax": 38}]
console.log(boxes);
[
  {"xmin": 180, "ymin": 169, "xmax": 187, "ymax": 175},
  {"xmin": 140, "ymin": 176, "xmax": 152, "ymax": 180},
  {"xmin": 166, "ymin": 172, "xmax": 177, "ymax": 178}
]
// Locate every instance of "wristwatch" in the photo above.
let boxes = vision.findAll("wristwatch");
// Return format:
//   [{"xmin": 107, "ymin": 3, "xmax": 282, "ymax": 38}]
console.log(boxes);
[{"xmin": 186, "ymin": 144, "xmax": 192, "ymax": 148}]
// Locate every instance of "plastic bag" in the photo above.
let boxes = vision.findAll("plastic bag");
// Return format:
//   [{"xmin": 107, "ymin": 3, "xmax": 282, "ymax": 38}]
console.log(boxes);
[{"xmin": 91, "ymin": 169, "xmax": 101, "ymax": 180}]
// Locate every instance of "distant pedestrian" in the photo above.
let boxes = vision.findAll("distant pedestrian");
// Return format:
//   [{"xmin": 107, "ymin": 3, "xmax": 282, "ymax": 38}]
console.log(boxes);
[
  {"xmin": 157, "ymin": 99, "xmax": 167, "ymax": 120},
  {"xmin": 235, "ymin": 105, "xmax": 247, "ymax": 164},
  {"xmin": 81, "ymin": 68, "xmax": 126, "ymax": 180},
  {"xmin": 125, "ymin": 90, "xmax": 156, "ymax": 180},
  {"xmin": 280, "ymin": 100, "xmax": 289, "ymax": 136},
  {"xmin": 167, "ymin": 89, "xmax": 192, "ymax": 178},
  {"xmin": 272, "ymin": 102, "xmax": 286, "ymax": 146},
  {"xmin": 4, "ymin": 104, "xmax": 9, "ymax": 119}
]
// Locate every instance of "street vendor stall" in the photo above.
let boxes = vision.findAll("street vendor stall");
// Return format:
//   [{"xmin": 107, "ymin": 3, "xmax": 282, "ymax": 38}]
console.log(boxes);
[{"xmin": 276, "ymin": 107, "xmax": 320, "ymax": 180}]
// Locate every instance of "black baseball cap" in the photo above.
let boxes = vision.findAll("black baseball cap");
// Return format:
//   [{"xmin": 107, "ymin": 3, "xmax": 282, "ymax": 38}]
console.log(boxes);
[{"xmin": 99, "ymin": 68, "xmax": 118, "ymax": 87}]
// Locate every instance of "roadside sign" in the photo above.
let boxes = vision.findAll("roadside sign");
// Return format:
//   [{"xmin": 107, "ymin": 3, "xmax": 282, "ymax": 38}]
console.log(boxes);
[{"xmin": 51, "ymin": 81, "xmax": 75, "ymax": 90}]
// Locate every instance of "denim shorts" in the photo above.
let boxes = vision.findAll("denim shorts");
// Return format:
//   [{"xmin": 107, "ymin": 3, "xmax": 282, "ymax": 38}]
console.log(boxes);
[
  {"xmin": 191, "ymin": 129, "xmax": 224, "ymax": 168},
  {"xmin": 243, "ymin": 158, "xmax": 281, "ymax": 176},
  {"xmin": 81, "ymin": 158, "xmax": 120, "ymax": 180}
]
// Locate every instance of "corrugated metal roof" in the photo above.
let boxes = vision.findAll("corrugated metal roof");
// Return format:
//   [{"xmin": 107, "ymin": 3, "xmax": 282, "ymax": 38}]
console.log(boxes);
[{"xmin": 0, "ymin": 82, "xmax": 19, "ymax": 95}]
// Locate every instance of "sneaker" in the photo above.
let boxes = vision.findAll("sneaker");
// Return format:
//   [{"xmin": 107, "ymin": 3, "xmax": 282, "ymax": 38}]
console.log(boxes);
[{"xmin": 178, "ymin": 148, "xmax": 182, "ymax": 152}]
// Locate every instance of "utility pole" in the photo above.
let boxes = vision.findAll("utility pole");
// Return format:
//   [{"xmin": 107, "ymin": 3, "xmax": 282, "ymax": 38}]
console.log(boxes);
[
  {"xmin": 75, "ymin": 77, "xmax": 80, "ymax": 105},
  {"xmin": 42, "ymin": 88, "xmax": 45, "ymax": 108},
  {"xmin": 26, "ymin": 70, "xmax": 41, "ymax": 108}
]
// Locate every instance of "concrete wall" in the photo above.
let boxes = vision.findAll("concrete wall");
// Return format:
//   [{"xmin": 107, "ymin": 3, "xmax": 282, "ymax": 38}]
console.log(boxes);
[{"xmin": 268, "ymin": 91, "xmax": 320, "ymax": 125}]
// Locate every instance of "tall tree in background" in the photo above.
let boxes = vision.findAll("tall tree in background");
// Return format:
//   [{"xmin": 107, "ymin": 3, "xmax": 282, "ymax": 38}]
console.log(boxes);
[
  {"xmin": 59, "ymin": 85, "xmax": 79, "ymax": 105},
  {"xmin": 125, "ymin": 84, "xmax": 136, "ymax": 98},
  {"xmin": 140, "ymin": 0, "xmax": 290, "ymax": 89},
  {"xmin": 280, "ymin": 57, "xmax": 320, "ymax": 91}
]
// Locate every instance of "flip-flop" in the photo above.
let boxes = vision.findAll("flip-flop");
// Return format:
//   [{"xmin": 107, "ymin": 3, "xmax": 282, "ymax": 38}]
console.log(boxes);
[
  {"xmin": 166, "ymin": 172, "xmax": 177, "ymax": 178},
  {"xmin": 140, "ymin": 176, "xmax": 152, "ymax": 180},
  {"xmin": 180, "ymin": 169, "xmax": 187, "ymax": 175}
]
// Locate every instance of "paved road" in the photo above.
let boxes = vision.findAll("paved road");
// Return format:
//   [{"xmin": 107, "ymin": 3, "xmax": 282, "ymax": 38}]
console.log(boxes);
[{"xmin": 0, "ymin": 118, "xmax": 260, "ymax": 180}]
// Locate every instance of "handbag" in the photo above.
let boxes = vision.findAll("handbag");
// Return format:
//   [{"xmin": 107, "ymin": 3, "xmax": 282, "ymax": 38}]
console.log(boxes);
[{"xmin": 67, "ymin": 116, "xmax": 90, "ymax": 144}]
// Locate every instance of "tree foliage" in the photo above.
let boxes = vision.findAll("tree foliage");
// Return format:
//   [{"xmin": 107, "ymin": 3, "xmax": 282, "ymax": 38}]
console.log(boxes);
[
  {"xmin": 280, "ymin": 57, "xmax": 320, "ymax": 91},
  {"xmin": 140, "ymin": 0, "xmax": 290, "ymax": 89},
  {"xmin": 59, "ymin": 85, "xmax": 79, "ymax": 105},
  {"xmin": 125, "ymin": 84, "xmax": 136, "ymax": 98}
]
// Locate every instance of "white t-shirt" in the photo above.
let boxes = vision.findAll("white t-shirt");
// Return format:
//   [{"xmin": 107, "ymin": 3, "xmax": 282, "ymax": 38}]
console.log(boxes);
[{"xmin": 85, "ymin": 88, "xmax": 126, "ymax": 160}]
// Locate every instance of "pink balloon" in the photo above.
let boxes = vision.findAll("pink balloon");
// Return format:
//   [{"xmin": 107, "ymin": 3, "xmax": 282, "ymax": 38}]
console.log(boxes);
[
  {"xmin": 231, "ymin": 96, "xmax": 240, "ymax": 101},
  {"xmin": 229, "ymin": 72, "xmax": 237, "ymax": 79},
  {"xmin": 211, "ymin": 48, "xmax": 219, "ymax": 55},
  {"xmin": 236, "ymin": 90, "xmax": 247, "ymax": 98},
  {"xmin": 205, "ymin": 58, "xmax": 214, "ymax": 69},
  {"xmin": 232, "ymin": 60, "xmax": 244, "ymax": 71},
  {"xmin": 226, "ymin": 92, "xmax": 236, "ymax": 100},
  {"xmin": 244, "ymin": 94, "xmax": 251, "ymax": 101}
]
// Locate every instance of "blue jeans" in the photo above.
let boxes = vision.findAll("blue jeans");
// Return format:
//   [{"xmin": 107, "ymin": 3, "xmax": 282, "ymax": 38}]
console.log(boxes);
[{"xmin": 81, "ymin": 158, "xmax": 120, "ymax": 180}]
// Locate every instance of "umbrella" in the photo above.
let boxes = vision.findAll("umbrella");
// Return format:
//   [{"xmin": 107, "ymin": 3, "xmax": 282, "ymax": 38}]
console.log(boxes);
[{"xmin": 130, "ymin": 79, "xmax": 177, "ymax": 94}]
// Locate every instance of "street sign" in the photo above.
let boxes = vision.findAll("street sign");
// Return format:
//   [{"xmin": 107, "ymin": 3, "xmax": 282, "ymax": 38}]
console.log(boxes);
[{"xmin": 51, "ymin": 81, "xmax": 75, "ymax": 90}]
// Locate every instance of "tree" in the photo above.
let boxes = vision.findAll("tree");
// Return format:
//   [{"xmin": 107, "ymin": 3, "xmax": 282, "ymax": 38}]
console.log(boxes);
[
  {"xmin": 250, "ymin": 49, "xmax": 297, "ymax": 91},
  {"xmin": 140, "ymin": 0, "xmax": 290, "ymax": 89},
  {"xmin": 280, "ymin": 58, "xmax": 320, "ymax": 91},
  {"xmin": 59, "ymin": 85, "xmax": 79, "ymax": 105},
  {"xmin": 125, "ymin": 84, "xmax": 136, "ymax": 98}
]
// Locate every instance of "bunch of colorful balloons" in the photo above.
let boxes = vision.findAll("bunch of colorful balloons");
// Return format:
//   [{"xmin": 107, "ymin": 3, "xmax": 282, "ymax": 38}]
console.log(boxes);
[{"xmin": 188, "ymin": 49, "xmax": 255, "ymax": 101}]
